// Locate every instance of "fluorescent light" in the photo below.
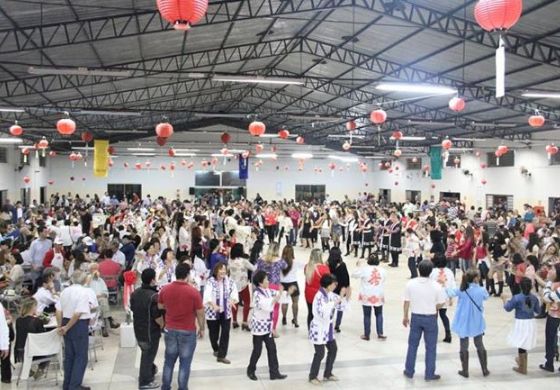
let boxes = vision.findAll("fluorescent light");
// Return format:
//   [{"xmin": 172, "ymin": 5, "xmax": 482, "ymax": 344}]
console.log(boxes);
[
  {"xmin": 328, "ymin": 155, "xmax": 358, "ymax": 163},
  {"xmin": 288, "ymin": 115, "xmax": 342, "ymax": 122},
  {"xmin": 75, "ymin": 110, "xmax": 142, "ymax": 117},
  {"xmin": 255, "ymin": 153, "xmax": 277, "ymax": 159},
  {"xmin": 71, "ymin": 147, "xmax": 94, "ymax": 151},
  {"xmin": 259, "ymin": 134, "xmax": 278, "ymax": 138},
  {"xmin": 193, "ymin": 113, "xmax": 248, "ymax": 119},
  {"xmin": 174, "ymin": 153, "xmax": 197, "ymax": 157},
  {"xmin": 407, "ymin": 120, "xmax": 453, "ymax": 126},
  {"xmin": 212, "ymin": 75, "xmax": 304, "ymax": 85},
  {"xmin": 449, "ymin": 148, "xmax": 473, "ymax": 152},
  {"xmin": 291, "ymin": 152, "xmax": 313, "ymax": 159},
  {"xmin": 133, "ymin": 153, "xmax": 156, "ymax": 157},
  {"xmin": 390, "ymin": 136, "xmax": 426, "ymax": 141},
  {"xmin": 0, "ymin": 138, "xmax": 23, "ymax": 144},
  {"xmin": 211, "ymin": 153, "xmax": 233, "ymax": 157},
  {"xmin": 104, "ymin": 130, "xmax": 145, "ymax": 134},
  {"xmin": 127, "ymin": 148, "xmax": 155, "ymax": 152},
  {"xmin": 376, "ymin": 83, "xmax": 456, "ymax": 95},
  {"xmin": 470, "ymin": 122, "xmax": 516, "ymax": 128},
  {"xmin": 327, "ymin": 134, "xmax": 365, "ymax": 139},
  {"xmin": 0, "ymin": 107, "xmax": 25, "ymax": 113},
  {"xmin": 174, "ymin": 149, "xmax": 200, "ymax": 152},
  {"xmin": 28, "ymin": 66, "xmax": 131, "ymax": 78},
  {"xmin": 522, "ymin": 92, "xmax": 560, "ymax": 99}
]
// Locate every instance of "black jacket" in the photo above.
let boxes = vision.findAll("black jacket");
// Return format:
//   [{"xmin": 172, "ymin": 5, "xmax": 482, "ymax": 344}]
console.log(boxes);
[{"xmin": 130, "ymin": 284, "xmax": 162, "ymax": 343}]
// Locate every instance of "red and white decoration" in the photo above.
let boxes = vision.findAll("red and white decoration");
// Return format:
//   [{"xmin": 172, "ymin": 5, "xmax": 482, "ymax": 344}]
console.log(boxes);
[
  {"xmin": 57, "ymin": 117, "xmax": 76, "ymax": 136},
  {"xmin": 156, "ymin": 0, "xmax": 209, "ymax": 30},
  {"xmin": 249, "ymin": 121, "xmax": 266, "ymax": 137},
  {"xmin": 278, "ymin": 129, "xmax": 290, "ymax": 139},
  {"xmin": 528, "ymin": 113, "xmax": 545, "ymax": 128},
  {"xmin": 448, "ymin": 97, "xmax": 466, "ymax": 112},
  {"xmin": 546, "ymin": 144, "xmax": 559, "ymax": 160},
  {"xmin": 156, "ymin": 122, "xmax": 174, "ymax": 138},
  {"xmin": 9, "ymin": 123, "xmax": 23, "ymax": 136}
]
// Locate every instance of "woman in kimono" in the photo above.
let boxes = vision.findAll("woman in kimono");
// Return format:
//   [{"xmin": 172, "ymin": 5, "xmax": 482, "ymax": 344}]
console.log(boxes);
[
  {"xmin": 388, "ymin": 213, "xmax": 402, "ymax": 267},
  {"xmin": 360, "ymin": 214, "xmax": 375, "ymax": 259},
  {"xmin": 308, "ymin": 274, "xmax": 346, "ymax": 384},
  {"xmin": 246, "ymin": 270, "xmax": 290, "ymax": 381},
  {"xmin": 203, "ymin": 263, "xmax": 238, "ymax": 364}
]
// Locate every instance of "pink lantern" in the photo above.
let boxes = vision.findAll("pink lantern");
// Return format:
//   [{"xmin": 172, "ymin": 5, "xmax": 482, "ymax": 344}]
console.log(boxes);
[
  {"xmin": 391, "ymin": 131, "xmax": 403, "ymax": 141},
  {"xmin": 155, "ymin": 122, "xmax": 174, "ymax": 138},
  {"xmin": 474, "ymin": 0, "xmax": 523, "ymax": 32},
  {"xmin": 81, "ymin": 131, "xmax": 94, "ymax": 143},
  {"xmin": 23, "ymin": 176, "xmax": 30, "ymax": 184},
  {"xmin": 546, "ymin": 144, "xmax": 559, "ymax": 159},
  {"xmin": 48, "ymin": 151, "xmax": 57, "ymax": 157},
  {"xmin": 168, "ymin": 148, "xmax": 176, "ymax": 157},
  {"xmin": 9, "ymin": 124, "xmax": 23, "ymax": 136},
  {"xmin": 384, "ymin": 161, "xmax": 391, "ymax": 168},
  {"xmin": 48, "ymin": 179, "xmax": 54, "ymax": 185},
  {"xmin": 221, "ymin": 147, "xmax": 229, "ymax": 156},
  {"xmin": 441, "ymin": 139, "xmax": 453, "ymax": 150},
  {"xmin": 156, "ymin": 0, "xmax": 208, "ymax": 30},
  {"xmin": 296, "ymin": 136, "xmax": 305, "ymax": 144},
  {"xmin": 342, "ymin": 141, "xmax": 351, "ymax": 151},
  {"xmin": 497, "ymin": 145, "xmax": 509, "ymax": 155},
  {"xmin": 220, "ymin": 132, "xmax": 231, "ymax": 144},
  {"xmin": 370, "ymin": 109, "xmax": 387, "ymax": 125},
  {"xmin": 448, "ymin": 97, "xmax": 466, "ymax": 112},
  {"xmin": 56, "ymin": 118, "xmax": 76, "ymax": 135},
  {"xmin": 180, "ymin": 159, "xmax": 187, "ymax": 167},
  {"xmin": 393, "ymin": 149, "xmax": 402, "ymax": 157},
  {"xmin": 346, "ymin": 120, "xmax": 357, "ymax": 132},
  {"xmin": 480, "ymin": 162, "xmax": 487, "ymax": 169},
  {"xmin": 454, "ymin": 157, "xmax": 461, "ymax": 166},
  {"xmin": 278, "ymin": 129, "xmax": 290, "ymax": 139},
  {"xmin": 248, "ymin": 121, "xmax": 266, "ymax": 136},
  {"xmin": 528, "ymin": 114, "xmax": 545, "ymax": 128},
  {"xmin": 135, "ymin": 162, "xmax": 142, "ymax": 170},
  {"xmin": 328, "ymin": 162, "xmax": 336, "ymax": 170},
  {"xmin": 481, "ymin": 179, "xmax": 488, "ymax": 185}
]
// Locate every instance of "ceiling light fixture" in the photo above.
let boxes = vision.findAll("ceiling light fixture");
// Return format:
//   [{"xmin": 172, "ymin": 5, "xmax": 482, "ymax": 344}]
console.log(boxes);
[
  {"xmin": 212, "ymin": 75, "xmax": 304, "ymax": 85},
  {"xmin": 28, "ymin": 66, "xmax": 132, "ymax": 78},
  {"xmin": 132, "ymin": 153, "xmax": 156, "ymax": 157},
  {"xmin": 255, "ymin": 153, "xmax": 278, "ymax": 159},
  {"xmin": 127, "ymin": 147, "xmax": 155, "ymax": 152},
  {"xmin": 174, "ymin": 153, "xmax": 197, "ymax": 157},
  {"xmin": 0, "ymin": 107, "xmax": 25, "ymax": 113},
  {"xmin": 0, "ymin": 138, "xmax": 23, "ymax": 144},
  {"xmin": 328, "ymin": 155, "xmax": 358, "ymax": 163},
  {"xmin": 291, "ymin": 152, "xmax": 313, "ymax": 159},
  {"xmin": 75, "ymin": 110, "xmax": 142, "ymax": 117},
  {"xmin": 522, "ymin": 92, "xmax": 560, "ymax": 99},
  {"xmin": 470, "ymin": 122, "xmax": 517, "ymax": 128},
  {"xmin": 288, "ymin": 115, "xmax": 342, "ymax": 122},
  {"xmin": 376, "ymin": 82, "xmax": 456, "ymax": 95},
  {"xmin": 389, "ymin": 136, "xmax": 426, "ymax": 141},
  {"xmin": 193, "ymin": 113, "xmax": 248, "ymax": 119},
  {"xmin": 211, "ymin": 153, "xmax": 233, "ymax": 157}
]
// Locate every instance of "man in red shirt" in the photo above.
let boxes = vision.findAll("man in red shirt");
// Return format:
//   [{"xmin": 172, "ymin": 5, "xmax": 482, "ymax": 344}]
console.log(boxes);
[
  {"xmin": 98, "ymin": 249, "xmax": 121, "ymax": 290},
  {"xmin": 158, "ymin": 263, "xmax": 204, "ymax": 390}
]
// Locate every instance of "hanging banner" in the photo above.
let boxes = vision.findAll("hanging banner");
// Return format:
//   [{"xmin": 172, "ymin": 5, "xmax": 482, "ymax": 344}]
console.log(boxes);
[
  {"xmin": 93, "ymin": 139, "xmax": 109, "ymax": 177},
  {"xmin": 496, "ymin": 37, "xmax": 505, "ymax": 98},
  {"xmin": 430, "ymin": 146, "xmax": 443, "ymax": 180},
  {"xmin": 239, "ymin": 155, "xmax": 249, "ymax": 180}
]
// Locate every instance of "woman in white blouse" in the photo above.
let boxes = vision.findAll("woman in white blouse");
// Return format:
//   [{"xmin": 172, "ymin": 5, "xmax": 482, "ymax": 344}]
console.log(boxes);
[
  {"xmin": 32, "ymin": 268, "xmax": 59, "ymax": 313},
  {"xmin": 229, "ymin": 243, "xmax": 256, "ymax": 331}
]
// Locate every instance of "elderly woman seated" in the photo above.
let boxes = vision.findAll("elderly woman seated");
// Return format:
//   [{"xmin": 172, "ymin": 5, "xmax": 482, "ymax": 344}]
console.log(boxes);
[
  {"xmin": 87, "ymin": 263, "xmax": 120, "ymax": 337},
  {"xmin": 32, "ymin": 268, "xmax": 59, "ymax": 314}
]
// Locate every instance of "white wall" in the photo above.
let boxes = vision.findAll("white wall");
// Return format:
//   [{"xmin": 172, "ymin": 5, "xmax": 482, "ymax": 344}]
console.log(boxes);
[{"xmin": 1, "ymin": 146, "xmax": 559, "ymax": 211}]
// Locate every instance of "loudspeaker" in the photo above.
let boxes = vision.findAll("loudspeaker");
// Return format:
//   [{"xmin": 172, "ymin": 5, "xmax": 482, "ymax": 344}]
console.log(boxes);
[{"xmin": 189, "ymin": 187, "xmax": 195, "ymax": 195}]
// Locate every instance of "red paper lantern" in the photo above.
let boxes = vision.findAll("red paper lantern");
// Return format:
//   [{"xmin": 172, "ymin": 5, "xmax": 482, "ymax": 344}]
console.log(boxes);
[
  {"xmin": 201, "ymin": 160, "xmax": 208, "ymax": 168},
  {"xmin": 23, "ymin": 176, "xmax": 30, "ymax": 184},
  {"xmin": 220, "ymin": 132, "xmax": 231, "ymax": 144},
  {"xmin": 37, "ymin": 138, "xmax": 49, "ymax": 149},
  {"xmin": 170, "ymin": 162, "xmax": 176, "ymax": 171},
  {"xmin": 145, "ymin": 161, "xmax": 152, "ymax": 168},
  {"xmin": 135, "ymin": 162, "xmax": 142, "ymax": 170},
  {"xmin": 249, "ymin": 121, "xmax": 266, "ymax": 137},
  {"xmin": 370, "ymin": 109, "xmax": 387, "ymax": 125},
  {"xmin": 68, "ymin": 152, "xmax": 77, "ymax": 161},
  {"xmin": 448, "ymin": 97, "xmax": 466, "ymax": 112},
  {"xmin": 480, "ymin": 163, "xmax": 487, "ymax": 169},
  {"xmin": 155, "ymin": 122, "xmax": 174, "ymax": 138},
  {"xmin": 48, "ymin": 151, "xmax": 57, "ymax": 157},
  {"xmin": 328, "ymin": 162, "xmax": 336, "ymax": 171},
  {"xmin": 296, "ymin": 136, "xmax": 305, "ymax": 144},
  {"xmin": 528, "ymin": 114, "xmax": 545, "ymax": 128},
  {"xmin": 346, "ymin": 120, "xmax": 357, "ymax": 132},
  {"xmin": 9, "ymin": 124, "xmax": 23, "ymax": 136},
  {"xmin": 392, "ymin": 131, "xmax": 403, "ymax": 140},
  {"xmin": 156, "ymin": 0, "xmax": 208, "ymax": 30},
  {"xmin": 81, "ymin": 132, "xmax": 94, "ymax": 143},
  {"xmin": 442, "ymin": 139, "xmax": 453, "ymax": 150},
  {"xmin": 156, "ymin": 137, "xmax": 167, "ymax": 147},
  {"xmin": 56, "ymin": 118, "xmax": 76, "ymax": 135},
  {"xmin": 393, "ymin": 149, "xmax": 402, "ymax": 157},
  {"xmin": 423, "ymin": 164, "xmax": 430, "ymax": 172},
  {"xmin": 474, "ymin": 0, "xmax": 523, "ymax": 32},
  {"xmin": 211, "ymin": 157, "xmax": 218, "ymax": 166},
  {"xmin": 255, "ymin": 144, "xmax": 264, "ymax": 154},
  {"xmin": 108, "ymin": 158, "xmax": 114, "ymax": 167},
  {"xmin": 168, "ymin": 148, "xmax": 176, "ymax": 157},
  {"xmin": 388, "ymin": 168, "xmax": 393, "ymax": 173},
  {"xmin": 48, "ymin": 179, "xmax": 54, "ymax": 185},
  {"xmin": 546, "ymin": 144, "xmax": 559, "ymax": 158},
  {"xmin": 75, "ymin": 152, "xmax": 83, "ymax": 161},
  {"xmin": 497, "ymin": 145, "xmax": 509, "ymax": 155},
  {"xmin": 342, "ymin": 141, "xmax": 351, "ymax": 151},
  {"xmin": 187, "ymin": 161, "xmax": 194, "ymax": 169},
  {"xmin": 278, "ymin": 129, "xmax": 290, "ymax": 139},
  {"xmin": 107, "ymin": 146, "xmax": 115, "ymax": 155},
  {"xmin": 475, "ymin": 151, "xmax": 481, "ymax": 157}
]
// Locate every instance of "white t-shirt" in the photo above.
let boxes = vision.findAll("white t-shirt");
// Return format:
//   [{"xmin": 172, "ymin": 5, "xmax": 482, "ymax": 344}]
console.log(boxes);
[
  {"xmin": 112, "ymin": 250, "xmax": 126, "ymax": 268},
  {"xmin": 56, "ymin": 284, "xmax": 93, "ymax": 320},
  {"xmin": 404, "ymin": 277, "xmax": 446, "ymax": 315},
  {"xmin": 33, "ymin": 287, "xmax": 58, "ymax": 313}
]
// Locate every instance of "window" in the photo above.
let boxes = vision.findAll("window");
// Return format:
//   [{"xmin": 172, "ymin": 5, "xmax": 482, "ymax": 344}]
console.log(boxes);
[
  {"xmin": 0, "ymin": 148, "xmax": 7, "ymax": 163},
  {"xmin": 107, "ymin": 184, "xmax": 142, "ymax": 201},
  {"xmin": 440, "ymin": 192, "xmax": 460, "ymax": 202},
  {"xmin": 487, "ymin": 150, "xmax": 514, "ymax": 167},
  {"xmin": 379, "ymin": 189, "xmax": 391, "ymax": 203},
  {"xmin": 406, "ymin": 158, "xmax": 421, "ymax": 170},
  {"xmin": 445, "ymin": 154, "xmax": 461, "ymax": 168},
  {"xmin": 295, "ymin": 185, "xmax": 325, "ymax": 203},
  {"xmin": 405, "ymin": 190, "xmax": 421, "ymax": 203},
  {"xmin": 486, "ymin": 194, "xmax": 514, "ymax": 211},
  {"xmin": 194, "ymin": 171, "xmax": 220, "ymax": 186},
  {"xmin": 221, "ymin": 171, "xmax": 246, "ymax": 187}
]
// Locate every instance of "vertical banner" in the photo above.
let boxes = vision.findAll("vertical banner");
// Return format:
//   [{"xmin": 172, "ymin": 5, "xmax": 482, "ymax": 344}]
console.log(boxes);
[
  {"xmin": 496, "ymin": 37, "xmax": 505, "ymax": 98},
  {"xmin": 430, "ymin": 146, "xmax": 443, "ymax": 180},
  {"xmin": 238, "ymin": 154, "xmax": 249, "ymax": 180},
  {"xmin": 93, "ymin": 139, "xmax": 109, "ymax": 177}
]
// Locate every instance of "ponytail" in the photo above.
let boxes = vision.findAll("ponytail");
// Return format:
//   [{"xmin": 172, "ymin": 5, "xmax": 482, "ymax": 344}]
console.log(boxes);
[{"xmin": 519, "ymin": 277, "xmax": 533, "ymax": 309}]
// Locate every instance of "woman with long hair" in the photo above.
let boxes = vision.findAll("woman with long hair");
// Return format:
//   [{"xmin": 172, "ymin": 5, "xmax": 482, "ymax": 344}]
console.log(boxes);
[
  {"xmin": 203, "ymin": 263, "xmax": 238, "ymax": 364},
  {"xmin": 14, "ymin": 298, "xmax": 48, "ymax": 379},
  {"xmin": 455, "ymin": 225, "xmax": 474, "ymax": 273},
  {"xmin": 256, "ymin": 242, "xmax": 287, "ymax": 335},
  {"xmin": 502, "ymin": 277, "xmax": 540, "ymax": 374},
  {"xmin": 207, "ymin": 238, "xmax": 226, "ymax": 271},
  {"xmin": 327, "ymin": 247, "xmax": 350, "ymax": 332},
  {"xmin": 446, "ymin": 269, "xmax": 490, "ymax": 378},
  {"xmin": 300, "ymin": 212, "xmax": 313, "ymax": 249},
  {"xmin": 229, "ymin": 243, "xmax": 256, "ymax": 331},
  {"xmin": 304, "ymin": 249, "xmax": 330, "ymax": 328},
  {"xmin": 280, "ymin": 245, "xmax": 300, "ymax": 327}
]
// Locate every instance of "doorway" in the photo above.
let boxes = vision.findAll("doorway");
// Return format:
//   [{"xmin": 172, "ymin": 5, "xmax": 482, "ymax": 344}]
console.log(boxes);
[
  {"xmin": 405, "ymin": 190, "xmax": 421, "ymax": 203},
  {"xmin": 194, "ymin": 187, "xmax": 246, "ymax": 206},
  {"xmin": 486, "ymin": 194, "xmax": 514, "ymax": 212},
  {"xmin": 0, "ymin": 190, "xmax": 7, "ymax": 207},
  {"xmin": 107, "ymin": 184, "xmax": 142, "ymax": 201},
  {"xmin": 20, "ymin": 188, "xmax": 30, "ymax": 206},
  {"xmin": 39, "ymin": 186, "xmax": 47, "ymax": 205},
  {"xmin": 440, "ymin": 192, "xmax": 460, "ymax": 202},
  {"xmin": 549, "ymin": 198, "xmax": 560, "ymax": 216},
  {"xmin": 379, "ymin": 189, "xmax": 391, "ymax": 203}
]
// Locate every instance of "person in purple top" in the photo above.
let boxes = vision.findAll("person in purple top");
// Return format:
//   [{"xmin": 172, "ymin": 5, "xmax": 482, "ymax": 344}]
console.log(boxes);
[{"xmin": 256, "ymin": 242, "xmax": 287, "ymax": 336}]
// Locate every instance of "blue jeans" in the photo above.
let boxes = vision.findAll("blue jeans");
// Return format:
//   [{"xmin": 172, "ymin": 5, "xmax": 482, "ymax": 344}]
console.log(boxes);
[
  {"xmin": 62, "ymin": 319, "xmax": 89, "ymax": 390},
  {"xmin": 162, "ymin": 329, "xmax": 197, "ymax": 390},
  {"xmin": 404, "ymin": 314, "xmax": 438, "ymax": 379},
  {"xmin": 363, "ymin": 306, "xmax": 384, "ymax": 337}
]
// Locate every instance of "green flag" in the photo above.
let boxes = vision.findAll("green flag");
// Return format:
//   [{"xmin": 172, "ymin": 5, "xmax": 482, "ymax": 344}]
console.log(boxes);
[{"xmin": 430, "ymin": 146, "xmax": 442, "ymax": 180}]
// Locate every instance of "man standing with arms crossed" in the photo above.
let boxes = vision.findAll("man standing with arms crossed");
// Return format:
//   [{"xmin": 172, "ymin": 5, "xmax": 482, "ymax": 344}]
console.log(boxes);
[
  {"xmin": 158, "ymin": 263, "xmax": 204, "ymax": 390},
  {"xmin": 403, "ymin": 260, "xmax": 447, "ymax": 381}
]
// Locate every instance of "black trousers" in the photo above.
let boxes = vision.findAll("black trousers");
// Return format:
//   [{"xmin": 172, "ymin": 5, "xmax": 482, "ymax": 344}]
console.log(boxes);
[
  {"xmin": 438, "ymin": 308, "xmax": 451, "ymax": 335},
  {"xmin": 0, "ymin": 344, "xmax": 11, "ymax": 382},
  {"xmin": 265, "ymin": 225, "xmax": 276, "ymax": 243},
  {"xmin": 207, "ymin": 314, "xmax": 231, "ymax": 359},
  {"xmin": 408, "ymin": 256, "xmax": 419, "ymax": 278},
  {"xmin": 309, "ymin": 340, "xmax": 337, "ymax": 380},
  {"xmin": 390, "ymin": 251, "xmax": 400, "ymax": 266},
  {"xmin": 306, "ymin": 302, "xmax": 313, "ymax": 329},
  {"xmin": 137, "ymin": 334, "xmax": 160, "ymax": 386},
  {"xmin": 247, "ymin": 334, "xmax": 280, "ymax": 376},
  {"xmin": 544, "ymin": 315, "xmax": 560, "ymax": 368}
]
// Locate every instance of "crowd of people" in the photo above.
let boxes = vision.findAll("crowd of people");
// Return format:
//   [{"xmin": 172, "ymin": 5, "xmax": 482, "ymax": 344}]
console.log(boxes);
[{"xmin": 0, "ymin": 192, "xmax": 559, "ymax": 389}]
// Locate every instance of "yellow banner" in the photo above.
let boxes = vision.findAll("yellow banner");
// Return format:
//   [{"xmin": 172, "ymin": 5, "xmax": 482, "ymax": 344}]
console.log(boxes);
[{"xmin": 93, "ymin": 139, "xmax": 109, "ymax": 177}]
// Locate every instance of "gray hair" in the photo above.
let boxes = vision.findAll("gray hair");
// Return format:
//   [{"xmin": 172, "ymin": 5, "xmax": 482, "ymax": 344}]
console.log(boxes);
[{"xmin": 71, "ymin": 269, "xmax": 88, "ymax": 285}]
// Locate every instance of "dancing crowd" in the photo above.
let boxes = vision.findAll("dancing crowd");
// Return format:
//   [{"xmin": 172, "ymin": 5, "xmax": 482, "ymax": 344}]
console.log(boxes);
[{"xmin": 0, "ymin": 192, "xmax": 559, "ymax": 389}]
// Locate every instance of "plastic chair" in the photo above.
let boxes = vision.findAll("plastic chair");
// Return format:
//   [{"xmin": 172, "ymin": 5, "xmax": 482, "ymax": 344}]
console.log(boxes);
[
  {"xmin": 16, "ymin": 329, "xmax": 63, "ymax": 388},
  {"xmin": 88, "ymin": 315, "xmax": 104, "ymax": 370},
  {"xmin": 100, "ymin": 274, "xmax": 120, "ymax": 305}
]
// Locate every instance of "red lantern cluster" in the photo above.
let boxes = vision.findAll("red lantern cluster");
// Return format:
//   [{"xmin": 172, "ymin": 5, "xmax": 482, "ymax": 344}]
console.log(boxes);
[
  {"xmin": 249, "ymin": 121, "xmax": 266, "ymax": 137},
  {"xmin": 156, "ymin": 0, "xmax": 209, "ymax": 30},
  {"xmin": 57, "ymin": 118, "xmax": 76, "ymax": 135},
  {"xmin": 155, "ymin": 122, "xmax": 174, "ymax": 138},
  {"xmin": 474, "ymin": 0, "xmax": 523, "ymax": 32},
  {"xmin": 370, "ymin": 109, "xmax": 387, "ymax": 125},
  {"xmin": 448, "ymin": 97, "xmax": 466, "ymax": 112},
  {"xmin": 391, "ymin": 131, "xmax": 403, "ymax": 141},
  {"xmin": 278, "ymin": 129, "xmax": 290, "ymax": 139}
]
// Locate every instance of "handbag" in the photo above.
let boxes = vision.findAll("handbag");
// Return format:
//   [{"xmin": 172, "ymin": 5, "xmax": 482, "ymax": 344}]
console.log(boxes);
[{"xmin": 465, "ymin": 289, "xmax": 482, "ymax": 312}]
